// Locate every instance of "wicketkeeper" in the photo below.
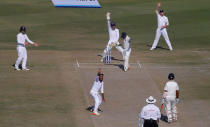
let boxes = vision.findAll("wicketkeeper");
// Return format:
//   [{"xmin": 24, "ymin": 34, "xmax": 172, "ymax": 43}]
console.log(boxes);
[
  {"xmin": 121, "ymin": 32, "xmax": 131, "ymax": 72},
  {"xmin": 101, "ymin": 12, "xmax": 124, "ymax": 62},
  {"xmin": 15, "ymin": 26, "xmax": 38, "ymax": 71},
  {"xmin": 163, "ymin": 73, "xmax": 180, "ymax": 123}
]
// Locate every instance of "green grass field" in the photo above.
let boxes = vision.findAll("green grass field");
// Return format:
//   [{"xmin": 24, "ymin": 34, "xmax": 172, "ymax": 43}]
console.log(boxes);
[{"xmin": 0, "ymin": 0, "xmax": 210, "ymax": 127}]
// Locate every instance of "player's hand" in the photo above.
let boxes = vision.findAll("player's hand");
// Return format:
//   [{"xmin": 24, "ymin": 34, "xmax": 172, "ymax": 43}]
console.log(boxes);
[
  {"xmin": 24, "ymin": 41, "xmax": 29, "ymax": 45},
  {"xmin": 106, "ymin": 12, "xmax": 111, "ymax": 20},
  {"xmin": 34, "ymin": 42, "xmax": 39, "ymax": 47},
  {"xmin": 157, "ymin": 2, "xmax": 161, "ymax": 7}
]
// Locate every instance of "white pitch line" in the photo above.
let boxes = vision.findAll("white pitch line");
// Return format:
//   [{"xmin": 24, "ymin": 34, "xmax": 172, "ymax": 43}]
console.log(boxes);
[
  {"xmin": 76, "ymin": 58, "xmax": 80, "ymax": 68},
  {"xmin": 137, "ymin": 61, "xmax": 142, "ymax": 69}
]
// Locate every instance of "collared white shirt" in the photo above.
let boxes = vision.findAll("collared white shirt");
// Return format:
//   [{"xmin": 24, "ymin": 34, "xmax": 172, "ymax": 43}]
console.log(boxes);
[
  {"xmin": 124, "ymin": 36, "xmax": 131, "ymax": 51},
  {"xmin": 90, "ymin": 80, "xmax": 104, "ymax": 94},
  {"xmin": 164, "ymin": 80, "xmax": 179, "ymax": 97},
  {"xmin": 107, "ymin": 20, "xmax": 119, "ymax": 42},
  {"xmin": 156, "ymin": 11, "xmax": 169, "ymax": 29},
  {"xmin": 140, "ymin": 104, "xmax": 161, "ymax": 120},
  {"xmin": 17, "ymin": 33, "xmax": 34, "ymax": 46}
]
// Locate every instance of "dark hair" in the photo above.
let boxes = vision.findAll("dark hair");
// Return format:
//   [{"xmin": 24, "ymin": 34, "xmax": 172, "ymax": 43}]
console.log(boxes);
[{"xmin": 159, "ymin": 9, "xmax": 164, "ymax": 13}]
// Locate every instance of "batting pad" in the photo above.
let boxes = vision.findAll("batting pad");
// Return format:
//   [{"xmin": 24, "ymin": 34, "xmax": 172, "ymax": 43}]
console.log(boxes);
[{"xmin": 51, "ymin": 0, "xmax": 101, "ymax": 8}]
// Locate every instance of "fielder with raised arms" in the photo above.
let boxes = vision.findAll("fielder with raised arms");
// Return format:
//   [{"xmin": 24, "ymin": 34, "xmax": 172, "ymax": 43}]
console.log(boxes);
[
  {"xmin": 15, "ymin": 26, "xmax": 38, "ymax": 71},
  {"xmin": 163, "ymin": 73, "xmax": 180, "ymax": 123},
  {"xmin": 101, "ymin": 12, "xmax": 124, "ymax": 62},
  {"xmin": 150, "ymin": 2, "xmax": 173, "ymax": 51},
  {"xmin": 90, "ymin": 73, "xmax": 105, "ymax": 116},
  {"xmin": 121, "ymin": 32, "xmax": 131, "ymax": 72}
]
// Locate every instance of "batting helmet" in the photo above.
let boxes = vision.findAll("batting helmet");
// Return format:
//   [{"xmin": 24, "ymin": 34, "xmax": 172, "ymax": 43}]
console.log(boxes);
[
  {"xmin": 168, "ymin": 73, "xmax": 175, "ymax": 80},
  {"xmin": 111, "ymin": 22, "xmax": 116, "ymax": 27},
  {"xmin": 19, "ymin": 26, "xmax": 26, "ymax": 32},
  {"xmin": 121, "ymin": 32, "xmax": 127, "ymax": 39}
]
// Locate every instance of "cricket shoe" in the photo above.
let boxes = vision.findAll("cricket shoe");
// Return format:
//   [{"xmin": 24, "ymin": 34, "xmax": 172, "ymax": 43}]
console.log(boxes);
[
  {"xmin": 92, "ymin": 112, "xmax": 100, "ymax": 116},
  {"xmin": 22, "ymin": 68, "xmax": 30, "ymax": 71},
  {"xmin": 15, "ymin": 68, "xmax": 21, "ymax": 71},
  {"xmin": 150, "ymin": 47, "xmax": 155, "ymax": 50}
]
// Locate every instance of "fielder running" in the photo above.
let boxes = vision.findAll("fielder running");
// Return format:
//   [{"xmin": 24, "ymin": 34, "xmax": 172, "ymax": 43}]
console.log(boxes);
[
  {"xmin": 139, "ymin": 96, "xmax": 161, "ymax": 127},
  {"xmin": 90, "ymin": 73, "xmax": 105, "ymax": 116},
  {"xmin": 101, "ymin": 12, "xmax": 124, "ymax": 62},
  {"xmin": 150, "ymin": 2, "xmax": 173, "ymax": 51},
  {"xmin": 163, "ymin": 73, "xmax": 180, "ymax": 123},
  {"xmin": 121, "ymin": 32, "xmax": 131, "ymax": 72},
  {"xmin": 15, "ymin": 26, "xmax": 38, "ymax": 71}
]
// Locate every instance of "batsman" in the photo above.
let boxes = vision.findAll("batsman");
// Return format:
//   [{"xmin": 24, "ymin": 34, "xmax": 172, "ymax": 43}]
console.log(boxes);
[
  {"xmin": 101, "ymin": 12, "xmax": 124, "ymax": 62},
  {"xmin": 162, "ymin": 73, "xmax": 180, "ymax": 123}
]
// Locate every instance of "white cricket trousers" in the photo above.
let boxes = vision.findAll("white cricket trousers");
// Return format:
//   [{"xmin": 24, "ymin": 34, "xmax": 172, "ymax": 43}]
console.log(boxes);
[
  {"xmin": 152, "ymin": 28, "xmax": 173, "ymax": 50},
  {"xmin": 15, "ymin": 46, "xmax": 27, "ymax": 69},
  {"xmin": 124, "ymin": 48, "xmax": 131, "ymax": 71},
  {"xmin": 90, "ymin": 91, "xmax": 102, "ymax": 113},
  {"xmin": 165, "ymin": 96, "xmax": 177, "ymax": 122}
]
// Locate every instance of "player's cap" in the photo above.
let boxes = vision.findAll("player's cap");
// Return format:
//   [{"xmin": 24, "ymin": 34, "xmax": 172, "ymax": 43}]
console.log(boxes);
[
  {"xmin": 121, "ymin": 32, "xmax": 127, "ymax": 39},
  {"xmin": 98, "ymin": 73, "xmax": 104, "ymax": 76},
  {"xmin": 20, "ymin": 26, "xmax": 26, "ymax": 32},
  {"xmin": 159, "ymin": 9, "xmax": 164, "ymax": 13},
  {"xmin": 111, "ymin": 22, "xmax": 116, "ymax": 27},
  {"xmin": 168, "ymin": 73, "xmax": 175, "ymax": 80}
]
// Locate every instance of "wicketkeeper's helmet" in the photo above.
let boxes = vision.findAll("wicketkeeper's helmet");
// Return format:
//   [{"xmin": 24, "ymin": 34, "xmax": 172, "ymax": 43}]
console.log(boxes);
[
  {"xmin": 168, "ymin": 73, "xmax": 175, "ymax": 80},
  {"xmin": 20, "ymin": 26, "xmax": 26, "ymax": 32}
]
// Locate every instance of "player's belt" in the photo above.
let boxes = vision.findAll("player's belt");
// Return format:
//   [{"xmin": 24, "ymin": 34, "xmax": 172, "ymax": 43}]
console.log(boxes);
[{"xmin": 17, "ymin": 43, "xmax": 25, "ymax": 47}]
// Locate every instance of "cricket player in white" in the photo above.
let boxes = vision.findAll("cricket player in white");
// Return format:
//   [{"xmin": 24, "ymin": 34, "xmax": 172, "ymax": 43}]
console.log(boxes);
[
  {"xmin": 15, "ymin": 26, "xmax": 38, "ymax": 71},
  {"xmin": 121, "ymin": 32, "xmax": 131, "ymax": 72},
  {"xmin": 140, "ymin": 96, "xmax": 161, "ymax": 127},
  {"xmin": 150, "ymin": 2, "xmax": 173, "ymax": 51},
  {"xmin": 101, "ymin": 12, "xmax": 124, "ymax": 62},
  {"xmin": 90, "ymin": 73, "xmax": 105, "ymax": 116},
  {"xmin": 163, "ymin": 73, "xmax": 180, "ymax": 123}
]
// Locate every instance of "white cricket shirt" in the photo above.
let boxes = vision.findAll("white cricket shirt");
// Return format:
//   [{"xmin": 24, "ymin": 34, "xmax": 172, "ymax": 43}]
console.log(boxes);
[
  {"xmin": 140, "ymin": 104, "xmax": 161, "ymax": 120},
  {"xmin": 156, "ymin": 11, "xmax": 169, "ymax": 29},
  {"xmin": 164, "ymin": 81, "xmax": 179, "ymax": 97},
  {"xmin": 107, "ymin": 20, "xmax": 119, "ymax": 42},
  {"xmin": 17, "ymin": 33, "xmax": 34, "ymax": 46},
  {"xmin": 90, "ymin": 80, "xmax": 104, "ymax": 94},
  {"xmin": 124, "ymin": 36, "xmax": 131, "ymax": 51}
]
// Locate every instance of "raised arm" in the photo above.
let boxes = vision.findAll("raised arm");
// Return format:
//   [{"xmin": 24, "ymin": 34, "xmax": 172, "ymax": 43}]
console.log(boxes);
[
  {"xmin": 156, "ymin": 2, "xmax": 161, "ymax": 15},
  {"xmin": 106, "ymin": 12, "xmax": 112, "ymax": 32}
]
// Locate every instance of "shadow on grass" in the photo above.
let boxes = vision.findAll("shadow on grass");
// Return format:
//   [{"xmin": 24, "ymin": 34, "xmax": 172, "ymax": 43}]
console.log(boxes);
[
  {"xmin": 147, "ymin": 44, "xmax": 170, "ymax": 51},
  {"xmin": 97, "ymin": 54, "xmax": 124, "ymax": 62},
  {"xmin": 160, "ymin": 114, "xmax": 168, "ymax": 123}
]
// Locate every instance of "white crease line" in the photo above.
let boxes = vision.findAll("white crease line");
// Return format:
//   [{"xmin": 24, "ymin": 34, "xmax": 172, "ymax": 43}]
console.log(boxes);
[
  {"xmin": 76, "ymin": 58, "xmax": 80, "ymax": 68},
  {"xmin": 137, "ymin": 61, "xmax": 142, "ymax": 69}
]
